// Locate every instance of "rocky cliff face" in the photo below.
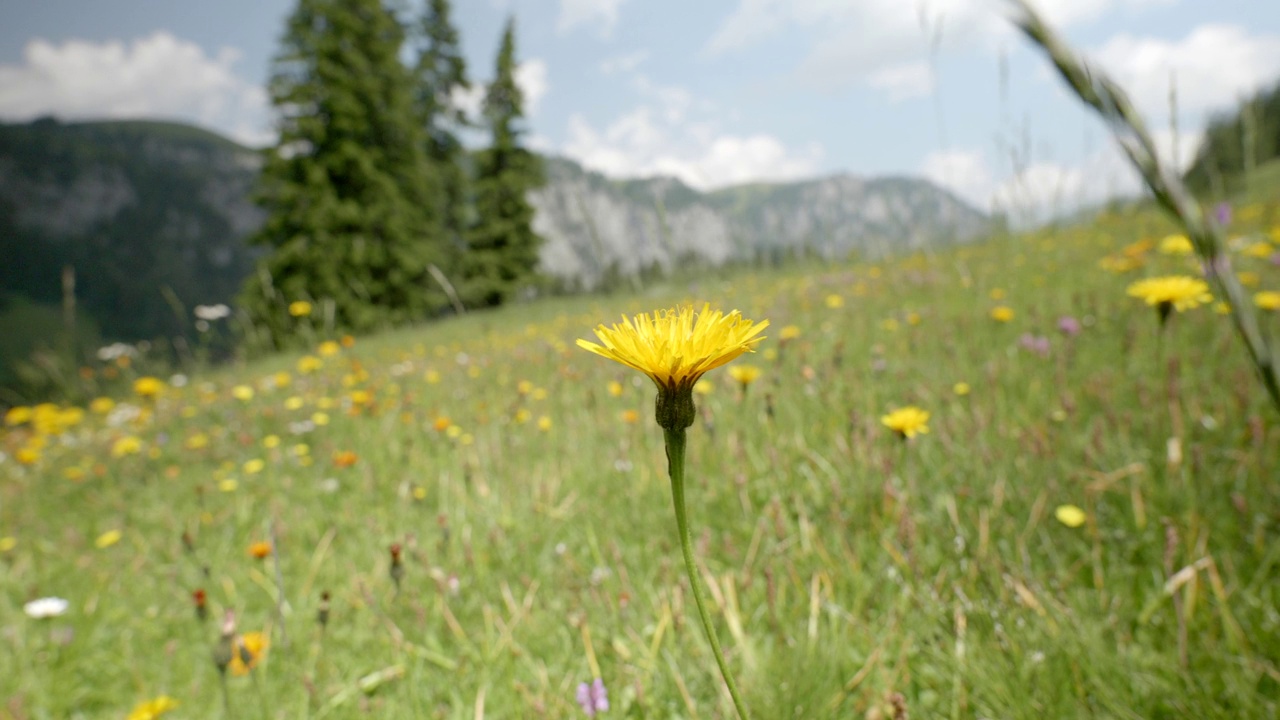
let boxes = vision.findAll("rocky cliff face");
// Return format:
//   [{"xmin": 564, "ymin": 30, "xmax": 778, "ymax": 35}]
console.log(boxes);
[
  {"xmin": 530, "ymin": 158, "xmax": 989, "ymax": 288},
  {"xmin": 0, "ymin": 119, "xmax": 988, "ymax": 339}
]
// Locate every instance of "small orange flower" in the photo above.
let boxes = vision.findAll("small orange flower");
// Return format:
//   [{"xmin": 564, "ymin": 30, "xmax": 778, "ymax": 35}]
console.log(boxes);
[
  {"xmin": 432, "ymin": 417, "xmax": 452, "ymax": 432},
  {"xmin": 248, "ymin": 541, "xmax": 272, "ymax": 560},
  {"xmin": 332, "ymin": 450, "xmax": 358, "ymax": 468}
]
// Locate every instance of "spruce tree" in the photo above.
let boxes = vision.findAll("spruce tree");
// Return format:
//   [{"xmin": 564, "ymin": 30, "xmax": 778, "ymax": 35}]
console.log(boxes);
[
  {"xmin": 242, "ymin": 0, "xmax": 446, "ymax": 346},
  {"xmin": 465, "ymin": 17, "xmax": 544, "ymax": 308},
  {"xmin": 413, "ymin": 0, "xmax": 471, "ymax": 275}
]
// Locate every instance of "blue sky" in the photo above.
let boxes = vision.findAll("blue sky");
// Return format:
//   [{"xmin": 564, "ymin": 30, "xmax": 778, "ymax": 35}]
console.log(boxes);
[{"xmin": 2, "ymin": 0, "xmax": 1279, "ymax": 219}]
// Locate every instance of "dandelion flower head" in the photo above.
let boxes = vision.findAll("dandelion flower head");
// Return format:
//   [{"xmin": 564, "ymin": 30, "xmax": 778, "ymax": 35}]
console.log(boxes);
[
  {"xmin": 577, "ymin": 304, "xmax": 768, "ymax": 393},
  {"xmin": 127, "ymin": 696, "xmax": 179, "ymax": 720},
  {"xmin": 1126, "ymin": 276, "xmax": 1212, "ymax": 313},
  {"xmin": 881, "ymin": 406, "xmax": 930, "ymax": 439}
]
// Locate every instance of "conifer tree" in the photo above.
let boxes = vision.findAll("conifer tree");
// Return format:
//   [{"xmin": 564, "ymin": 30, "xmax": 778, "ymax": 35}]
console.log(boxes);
[
  {"xmin": 465, "ymin": 17, "xmax": 544, "ymax": 308},
  {"xmin": 413, "ymin": 0, "xmax": 471, "ymax": 270},
  {"xmin": 242, "ymin": 0, "xmax": 446, "ymax": 345}
]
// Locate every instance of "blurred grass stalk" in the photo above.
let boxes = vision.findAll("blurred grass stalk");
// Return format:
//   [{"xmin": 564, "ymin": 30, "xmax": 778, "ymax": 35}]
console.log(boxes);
[{"xmin": 1007, "ymin": 0, "xmax": 1280, "ymax": 413}]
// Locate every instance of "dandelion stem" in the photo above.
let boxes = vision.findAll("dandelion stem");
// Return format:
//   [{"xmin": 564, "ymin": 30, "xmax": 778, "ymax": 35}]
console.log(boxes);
[{"xmin": 663, "ymin": 426, "xmax": 751, "ymax": 720}]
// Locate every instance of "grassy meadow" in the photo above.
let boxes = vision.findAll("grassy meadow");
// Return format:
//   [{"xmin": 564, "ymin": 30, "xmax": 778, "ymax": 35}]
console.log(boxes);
[{"xmin": 3, "ymin": 186, "xmax": 1280, "ymax": 719}]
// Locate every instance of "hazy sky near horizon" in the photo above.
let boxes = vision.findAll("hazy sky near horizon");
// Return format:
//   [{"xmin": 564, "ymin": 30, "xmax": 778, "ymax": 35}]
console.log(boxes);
[{"xmin": 1, "ymin": 0, "xmax": 1279, "ymax": 219}]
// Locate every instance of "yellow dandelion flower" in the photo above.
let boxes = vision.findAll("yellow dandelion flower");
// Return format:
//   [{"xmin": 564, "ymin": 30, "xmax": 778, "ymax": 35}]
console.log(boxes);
[
  {"xmin": 607, "ymin": 380, "xmax": 624, "ymax": 397},
  {"xmin": 577, "ymin": 304, "xmax": 768, "ymax": 427},
  {"xmin": 424, "ymin": 369, "xmax": 441, "ymax": 384},
  {"xmin": 229, "ymin": 631, "xmax": 269, "ymax": 676},
  {"xmin": 133, "ymin": 377, "xmax": 164, "ymax": 399},
  {"xmin": 296, "ymin": 355, "xmax": 323, "ymax": 374},
  {"xmin": 126, "ymin": 695, "xmax": 179, "ymax": 720},
  {"xmin": 243, "ymin": 458, "xmax": 265, "ymax": 475},
  {"xmin": 727, "ymin": 364, "xmax": 763, "ymax": 387},
  {"xmin": 990, "ymin": 306, "xmax": 1015, "ymax": 322},
  {"xmin": 284, "ymin": 396, "xmax": 305, "ymax": 410},
  {"xmin": 537, "ymin": 415, "xmax": 553, "ymax": 431},
  {"xmin": 96, "ymin": 529, "xmax": 122, "ymax": 548},
  {"xmin": 288, "ymin": 300, "xmax": 313, "ymax": 317},
  {"xmin": 0, "ymin": 537, "xmax": 15, "ymax": 552},
  {"xmin": 881, "ymin": 406, "xmax": 930, "ymax": 439},
  {"xmin": 1158, "ymin": 234, "xmax": 1193, "ymax": 255},
  {"xmin": 1238, "ymin": 271, "xmax": 1260, "ymax": 288},
  {"xmin": 1055, "ymin": 504, "xmax": 1086, "ymax": 528},
  {"xmin": 89, "ymin": 397, "xmax": 115, "ymax": 415},
  {"xmin": 312, "ymin": 411, "xmax": 330, "ymax": 426},
  {"xmin": 16, "ymin": 447, "xmax": 40, "ymax": 465},
  {"xmin": 185, "ymin": 433, "xmax": 209, "ymax": 450},
  {"xmin": 317, "ymin": 341, "xmax": 341, "ymax": 357},
  {"xmin": 1126, "ymin": 276, "xmax": 1212, "ymax": 317},
  {"xmin": 694, "ymin": 379, "xmax": 713, "ymax": 395},
  {"xmin": 111, "ymin": 436, "xmax": 143, "ymax": 458},
  {"xmin": 4, "ymin": 405, "xmax": 32, "ymax": 426},
  {"xmin": 219, "ymin": 478, "xmax": 239, "ymax": 492},
  {"xmin": 779, "ymin": 325, "xmax": 801, "ymax": 341},
  {"xmin": 1255, "ymin": 291, "xmax": 1280, "ymax": 311},
  {"xmin": 953, "ymin": 382, "xmax": 971, "ymax": 396},
  {"xmin": 262, "ymin": 434, "xmax": 281, "ymax": 449},
  {"xmin": 232, "ymin": 385, "xmax": 255, "ymax": 402},
  {"xmin": 1243, "ymin": 241, "xmax": 1274, "ymax": 259},
  {"xmin": 824, "ymin": 294, "xmax": 844, "ymax": 309}
]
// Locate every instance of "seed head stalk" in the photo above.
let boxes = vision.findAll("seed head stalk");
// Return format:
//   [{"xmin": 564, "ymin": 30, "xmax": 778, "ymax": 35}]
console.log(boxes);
[{"xmin": 662, "ymin": 422, "xmax": 750, "ymax": 720}]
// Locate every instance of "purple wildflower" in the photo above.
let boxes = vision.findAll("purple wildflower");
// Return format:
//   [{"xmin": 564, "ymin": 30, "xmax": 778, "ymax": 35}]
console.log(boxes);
[
  {"xmin": 1018, "ymin": 333, "xmax": 1051, "ymax": 358},
  {"xmin": 576, "ymin": 678, "xmax": 609, "ymax": 717},
  {"xmin": 1270, "ymin": 251, "xmax": 1280, "ymax": 267},
  {"xmin": 1215, "ymin": 202, "xmax": 1231, "ymax": 227},
  {"xmin": 1056, "ymin": 316, "xmax": 1082, "ymax": 337}
]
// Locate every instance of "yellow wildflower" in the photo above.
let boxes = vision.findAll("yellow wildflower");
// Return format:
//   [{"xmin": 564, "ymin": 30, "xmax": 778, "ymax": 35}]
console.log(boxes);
[
  {"xmin": 111, "ymin": 436, "xmax": 143, "ymax": 458},
  {"xmin": 229, "ymin": 631, "xmax": 269, "ymax": 675},
  {"xmin": 728, "ymin": 364, "xmax": 763, "ymax": 387},
  {"xmin": 296, "ymin": 355, "xmax": 323, "ymax": 374},
  {"xmin": 1055, "ymin": 505, "xmax": 1086, "ymax": 528},
  {"xmin": 126, "ymin": 695, "xmax": 179, "ymax": 720},
  {"xmin": 288, "ymin": 300, "xmax": 313, "ymax": 317},
  {"xmin": 1158, "ymin": 234, "xmax": 1193, "ymax": 255},
  {"xmin": 1255, "ymin": 291, "xmax": 1280, "ymax": 311},
  {"xmin": 990, "ymin": 306, "xmax": 1015, "ymax": 322},
  {"xmin": 96, "ymin": 529, "xmax": 122, "ymax": 548},
  {"xmin": 881, "ymin": 406, "xmax": 930, "ymax": 439},
  {"xmin": 1126, "ymin": 276, "xmax": 1212, "ymax": 316},
  {"xmin": 133, "ymin": 377, "xmax": 164, "ymax": 399}
]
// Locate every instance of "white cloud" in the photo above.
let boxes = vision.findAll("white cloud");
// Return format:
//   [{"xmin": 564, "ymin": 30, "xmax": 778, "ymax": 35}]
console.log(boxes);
[
  {"xmin": 450, "ymin": 84, "xmax": 485, "ymax": 121},
  {"xmin": 562, "ymin": 101, "xmax": 822, "ymax": 190},
  {"xmin": 558, "ymin": 0, "xmax": 627, "ymax": 38},
  {"xmin": 599, "ymin": 50, "xmax": 650, "ymax": 76},
  {"xmin": 922, "ymin": 148, "xmax": 994, "ymax": 209},
  {"xmin": 868, "ymin": 61, "xmax": 934, "ymax": 102},
  {"xmin": 923, "ymin": 129, "xmax": 1202, "ymax": 224},
  {"xmin": 0, "ymin": 32, "xmax": 270, "ymax": 146},
  {"xmin": 1090, "ymin": 24, "xmax": 1280, "ymax": 117},
  {"xmin": 704, "ymin": 0, "xmax": 1172, "ymax": 98},
  {"xmin": 515, "ymin": 59, "xmax": 549, "ymax": 116}
]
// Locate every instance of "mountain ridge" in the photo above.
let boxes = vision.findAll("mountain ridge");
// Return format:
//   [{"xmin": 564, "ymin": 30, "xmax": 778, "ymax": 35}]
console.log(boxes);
[{"xmin": 0, "ymin": 117, "xmax": 988, "ymax": 343}]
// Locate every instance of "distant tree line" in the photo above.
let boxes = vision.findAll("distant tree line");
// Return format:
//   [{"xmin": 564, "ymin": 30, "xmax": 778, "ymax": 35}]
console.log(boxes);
[
  {"xmin": 241, "ymin": 0, "xmax": 543, "ymax": 348},
  {"xmin": 1184, "ymin": 80, "xmax": 1280, "ymax": 194}
]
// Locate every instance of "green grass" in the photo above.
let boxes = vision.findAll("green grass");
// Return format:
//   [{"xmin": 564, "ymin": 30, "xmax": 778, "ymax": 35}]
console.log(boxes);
[{"xmin": 2, "ymin": 195, "xmax": 1279, "ymax": 719}]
